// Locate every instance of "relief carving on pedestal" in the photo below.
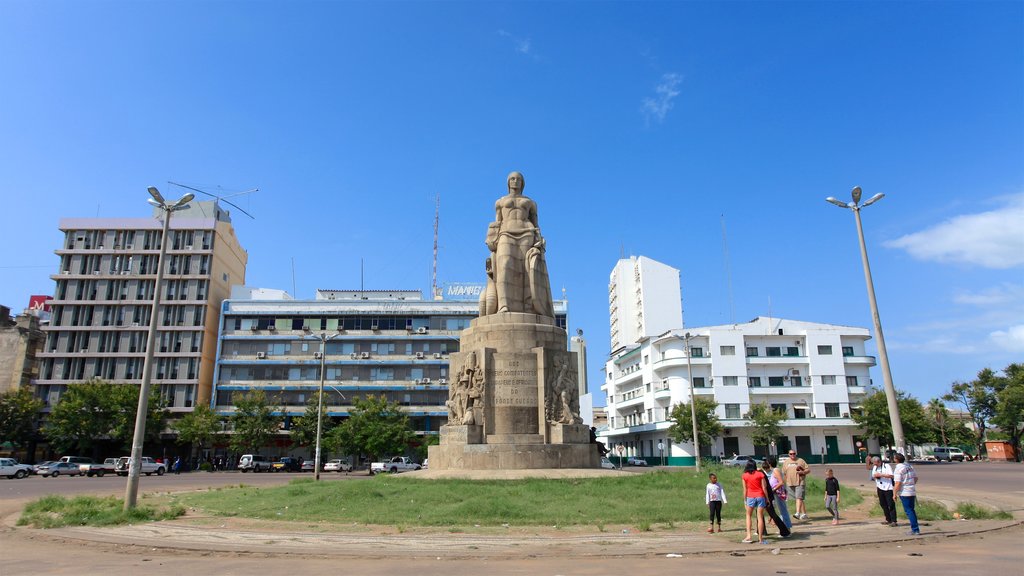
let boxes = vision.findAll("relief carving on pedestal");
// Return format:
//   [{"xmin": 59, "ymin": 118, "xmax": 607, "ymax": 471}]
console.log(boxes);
[{"xmin": 545, "ymin": 355, "xmax": 583, "ymax": 425}]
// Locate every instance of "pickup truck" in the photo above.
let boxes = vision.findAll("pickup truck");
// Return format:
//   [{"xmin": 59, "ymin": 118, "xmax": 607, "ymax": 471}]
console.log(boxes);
[
  {"xmin": 114, "ymin": 456, "xmax": 166, "ymax": 476},
  {"xmin": 370, "ymin": 456, "xmax": 422, "ymax": 474},
  {"xmin": 0, "ymin": 458, "xmax": 33, "ymax": 479},
  {"xmin": 80, "ymin": 458, "xmax": 118, "ymax": 477},
  {"xmin": 272, "ymin": 456, "xmax": 302, "ymax": 472}
]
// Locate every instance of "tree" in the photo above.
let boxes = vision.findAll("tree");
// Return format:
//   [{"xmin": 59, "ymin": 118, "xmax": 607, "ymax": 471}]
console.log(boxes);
[
  {"xmin": 289, "ymin": 394, "xmax": 333, "ymax": 450},
  {"xmin": 229, "ymin": 390, "xmax": 281, "ymax": 455},
  {"xmin": 746, "ymin": 402, "xmax": 783, "ymax": 454},
  {"xmin": 927, "ymin": 398, "xmax": 950, "ymax": 446},
  {"xmin": 990, "ymin": 363, "xmax": 1024, "ymax": 462},
  {"xmin": 667, "ymin": 396, "xmax": 723, "ymax": 454},
  {"xmin": 173, "ymin": 404, "xmax": 222, "ymax": 459},
  {"xmin": 944, "ymin": 369, "xmax": 1001, "ymax": 456},
  {"xmin": 45, "ymin": 379, "xmax": 166, "ymax": 454},
  {"xmin": 852, "ymin": 390, "xmax": 932, "ymax": 449},
  {"xmin": 0, "ymin": 388, "xmax": 44, "ymax": 452},
  {"xmin": 325, "ymin": 394, "xmax": 415, "ymax": 462}
]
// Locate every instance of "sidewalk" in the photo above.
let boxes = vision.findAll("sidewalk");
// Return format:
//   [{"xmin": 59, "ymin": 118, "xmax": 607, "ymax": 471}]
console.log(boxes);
[{"xmin": 18, "ymin": 513, "xmax": 1021, "ymax": 559}]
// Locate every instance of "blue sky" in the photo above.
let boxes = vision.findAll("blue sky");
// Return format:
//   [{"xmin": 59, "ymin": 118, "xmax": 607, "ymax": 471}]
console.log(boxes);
[{"xmin": 2, "ymin": 1, "xmax": 1021, "ymax": 407}]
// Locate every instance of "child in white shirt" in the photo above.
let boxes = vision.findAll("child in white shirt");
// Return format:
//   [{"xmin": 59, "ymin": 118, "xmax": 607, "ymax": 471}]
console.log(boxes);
[{"xmin": 705, "ymin": 473, "xmax": 728, "ymax": 533}]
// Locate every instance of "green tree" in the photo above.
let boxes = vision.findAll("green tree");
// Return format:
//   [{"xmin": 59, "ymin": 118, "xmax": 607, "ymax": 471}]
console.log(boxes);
[
  {"xmin": 325, "ymin": 394, "xmax": 415, "ymax": 462},
  {"xmin": 990, "ymin": 363, "xmax": 1024, "ymax": 462},
  {"xmin": 745, "ymin": 402, "xmax": 783, "ymax": 454},
  {"xmin": 289, "ymin": 394, "xmax": 332, "ymax": 450},
  {"xmin": 852, "ymin": 390, "xmax": 932, "ymax": 449},
  {"xmin": 229, "ymin": 390, "xmax": 281, "ymax": 455},
  {"xmin": 173, "ymin": 404, "xmax": 222, "ymax": 459},
  {"xmin": 927, "ymin": 398, "xmax": 951, "ymax": 445},
  {"xmin": 45, "ymin": 379, "xmax": 166, "ymax": 454},
  {"xmin": 0, "ymin": 388, "xmax": 44, "ymax": 451},
  {"xmin": 944, "ymin": 369, "xmax": 1001, "ymax": 455},
  {"xmin": 667, "ymin": 396, "xmax": 723, "ymax": 453}
]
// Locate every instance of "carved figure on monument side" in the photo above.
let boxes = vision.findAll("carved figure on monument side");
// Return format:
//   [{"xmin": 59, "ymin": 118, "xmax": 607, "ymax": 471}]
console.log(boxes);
[
  {"xmin": 463, "ymin": 362, "xmax": 485, "ymax": 425},
  {"xmin": 545, "ymin": 356, "xmax": 583, "ymax": 425},
  {"xmin": 447, "ymin": 353, "xmax": 476, "ymax": 426},
  {"xmin": 478, "ymin": 256, "xmax": 498, "ymax": 316},
  {"xmin": 485, "ymin": 171, "xmax": 555, "ymax": 317}
]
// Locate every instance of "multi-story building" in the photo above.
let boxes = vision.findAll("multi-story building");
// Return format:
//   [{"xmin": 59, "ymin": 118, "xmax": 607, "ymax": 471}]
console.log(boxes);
[
  {"xmin": 601, "ymin": 317, "xmax": 875, "ymax": 465},
  {"xmin": 210, "ymin": 288, "xmax": 569, "ymax": 459},
  {"xmin": 35, "ymin": 201, "xmax": 247, "ymax": 414},
  {"xmin": 608, "ymin": 256, "xmax": 682, "ymax": 351},
  {"xmin": 0, "ymin": 305, "xmax": 46, "ymax": 393}
]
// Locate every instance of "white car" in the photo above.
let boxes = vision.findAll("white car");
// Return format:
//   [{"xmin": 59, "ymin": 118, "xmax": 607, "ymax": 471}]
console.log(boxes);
[
  {"xmin": 626, "ymin": 457, "xmax": 648, "ymax": 467},
  {"xmin": 0, "ymin": 458, "xmax": 33, "ymax": 479},
  {"xmin": 323, "ymin": 459, "xmax": 353, "ymax": 473},
  {"xmin": 600, "ymin": 457, "xmax": 616, "ymax": 469},
  {"xmin": 722, "ymin": 455, "xmax": 764, "ymax": 467}
]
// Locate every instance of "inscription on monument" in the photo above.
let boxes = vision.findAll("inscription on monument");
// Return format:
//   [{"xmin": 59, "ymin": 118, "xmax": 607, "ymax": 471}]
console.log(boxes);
[{"xmin": 490, "ymin": 354, "xmax": 538, "ymax": 408}]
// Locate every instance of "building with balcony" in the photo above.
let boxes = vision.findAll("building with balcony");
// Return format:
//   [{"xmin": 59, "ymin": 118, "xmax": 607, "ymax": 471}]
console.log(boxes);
[
  {"xmin": 601, "ymin": 316, "xmax": 876, "ymax": 465},
  {"xmin": 34, "ymin": 201, "xmax": 248, "ymax": 415},
  {"xmin": 210, "ymin": 288, "xmax": 570, "ymax": 458},
  {"xmin": 0, "ymin": 305, "xmax": 46, "ymax": 394},
  {"xmin": 608, "ymin": 256, "xmax": 682, "ymax": 351}
]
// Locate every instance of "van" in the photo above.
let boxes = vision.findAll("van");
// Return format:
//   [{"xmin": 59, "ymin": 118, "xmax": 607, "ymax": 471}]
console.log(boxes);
[
  {"xmin": 59, "ymin": 456, "xmax": 95, "ymax": 466},
  {"xmin": 238, "ymin": 454, "xmax": 271, "ymax": 472},
  {"xmin": 932, "ymin": 446, "xmax": 965, "ymax": 462}
]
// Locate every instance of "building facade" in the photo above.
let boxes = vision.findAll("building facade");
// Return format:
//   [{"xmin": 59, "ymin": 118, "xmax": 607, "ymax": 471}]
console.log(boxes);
[
  {"xmin": 210, "ymin": 288, "xmax": 569, "ymax": 458},
  {"xmin": 608, "ymin": 256, "xmax": 682, "ymax": 351},
  {"xmin": 0, "ymin": 305, "xmax": 46, "ymax": 393},
  {"xmin": 601, "ymin": 317, "xmax": 875, "ymax": 465},
  {"xmin": 34, "ymin": 201, "xmax": 247, "ymax": 414}
]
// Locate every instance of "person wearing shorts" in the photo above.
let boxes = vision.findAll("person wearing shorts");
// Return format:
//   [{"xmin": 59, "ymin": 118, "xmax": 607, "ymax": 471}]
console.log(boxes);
[
  {"xmin": 783, "ymin": 450, "xmax": 810, "ymax": 519},
  {"xmin": 742, "ymin": 459, "xmax": 769, "ymax": 544}
]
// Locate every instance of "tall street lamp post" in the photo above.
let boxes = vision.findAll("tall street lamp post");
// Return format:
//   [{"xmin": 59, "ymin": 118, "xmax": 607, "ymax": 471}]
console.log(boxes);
[
  {"xmin": 684, "ymin": 332, "xmax": 701, "ymax": 471},
  {"xmin": 305, "ymin": 332, "xmax": 340, "ymax": 481},
  {"xmin": 124, "ymin": 186, "xmax": 193, "ymax": 511},
  {"xmin": 825, "ymin": 186, "xmax": 906, "ymax": 456}
]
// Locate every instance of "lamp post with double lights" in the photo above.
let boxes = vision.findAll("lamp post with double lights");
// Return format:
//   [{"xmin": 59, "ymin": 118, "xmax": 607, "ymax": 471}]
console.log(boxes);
[
  {"xmin": 124, "ymin": 186, "xmax": 193, "ymax": 511},
  {"xmin": 825, "ymin": 186, "xmax": 905, "ymax": 456},
  {"xmin": 684, "ymin": 332, "xmax": 701, "ymax": 472}
]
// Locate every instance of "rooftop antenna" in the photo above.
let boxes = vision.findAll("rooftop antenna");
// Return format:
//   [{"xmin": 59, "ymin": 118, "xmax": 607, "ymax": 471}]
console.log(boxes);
[
  {"xmin": 721, "ymin": 215, "xmax": 735, "ymax": 323},
  {"xmin": 168, "ymin": 181, "xmax": 258, "ymax": 219},
  {"xmin": 432, "ymin": 194, "xmax": 441, "ymax": 300}
]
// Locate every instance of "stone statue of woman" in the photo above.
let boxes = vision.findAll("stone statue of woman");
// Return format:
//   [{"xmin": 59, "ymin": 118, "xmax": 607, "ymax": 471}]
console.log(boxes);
[{"xmin": 484, "ymin": 171, "xmax": 554, "ymax": 317}]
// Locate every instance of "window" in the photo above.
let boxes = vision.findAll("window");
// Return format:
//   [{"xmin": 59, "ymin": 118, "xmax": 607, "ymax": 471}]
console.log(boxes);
[
  {"xmin": 749, "ymin": 376, "xmax": 762, "ymax": 387},
  {"xmin": 846, "ymin": 376, "xmax": 858, "ymax": 386},
  {"xmin": 723, "ymin": 376, "xmax": 738, "ymax": 386},
  {"xmin": 842, "ymin": 346, "xmax": 854, "ymax": 357},
  {"xmin": 785, "ymin": 347, "xmax": 799, "ymax": 357},
  {"xmin": 824, "ymin": 403, "xmax": 841, "ymax": 418},
  {"xmin": 766, "ymin": 347, "xmax": 781, "ymax": 357},
  {"xmin": 771, "ymin": 403, "xmax": 787, "ymax": 415},
  {"xmin": 690, "ymin": 347, "xmax": 704, "ymax": 358},
  {"xmin": 693, "ymin": 377, "xmax": 706, "ymax": 388},
  {"xmin": 725, "ymin": 404, "xmax": 741, "ymax": 419},
  {"xmin": 817, "ymin": 345, "xmax": 832, "ymax": 355},
  {"xmin": 720, "ymin": 345, "xmax": 735, "ymax": 356},
  {"xmin": 643, "ymin": 354, "xmax": 649, "ymax": 364},
  {"xmin": 821, "ymin": 375, "xmax": 836, "ymax": 385},
  {"xmin": 768, "ymin": 376, "xmax": 785, "ymax": 387},
  {"xmin": 746, "ymin": 346, "xmax": 759, "ymax": 357}
]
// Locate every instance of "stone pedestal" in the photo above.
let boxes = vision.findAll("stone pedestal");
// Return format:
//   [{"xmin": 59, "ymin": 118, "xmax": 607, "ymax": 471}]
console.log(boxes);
[{"xmin": 428, "ymin": 312, "xmax": 599, "ymax": 471}]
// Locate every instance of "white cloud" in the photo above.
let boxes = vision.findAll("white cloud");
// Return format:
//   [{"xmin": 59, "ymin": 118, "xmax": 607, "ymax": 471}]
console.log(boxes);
[
  {"xmin": 953, "ymin": 283, "xmax": 1024, "ymax": 306},
  {"xmin": 884, "ymin": 193, "xmax": 1024, "ymax": 269},
  {"xmin": 497, "ymin": 30, "xmax": 535, "ymax": 57},
  {"xmin": 989, "ymin": 324, "xmax": 1024, "ymax": 352},
  {"xmin": 641, "ymin": 73, "xmax": 682, "ymax": 124}
]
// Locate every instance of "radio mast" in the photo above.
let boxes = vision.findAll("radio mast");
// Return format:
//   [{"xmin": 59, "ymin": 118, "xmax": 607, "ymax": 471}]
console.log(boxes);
[{"xmin": 432, "ymin": 194, "xmax": 441, "ymax": 300}]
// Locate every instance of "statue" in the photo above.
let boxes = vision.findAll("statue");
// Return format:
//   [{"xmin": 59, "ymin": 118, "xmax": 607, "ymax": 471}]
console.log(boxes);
[
  {"xmin": 546, "ymin": 356, "xmax": 583, "ymax": 425},
  {"xmin": 484, "ymin": 171, "xmax": 554, "ymax": 317},
  {"xmin": 447, "ymin": 352, "xmax": 484, "ymax": 426}
]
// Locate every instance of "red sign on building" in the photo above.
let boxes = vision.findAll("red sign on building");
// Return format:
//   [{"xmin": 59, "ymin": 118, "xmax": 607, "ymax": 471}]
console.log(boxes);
[{"xmin": 28, "ymin": 295, "xmax": 51, "ymax": 312}]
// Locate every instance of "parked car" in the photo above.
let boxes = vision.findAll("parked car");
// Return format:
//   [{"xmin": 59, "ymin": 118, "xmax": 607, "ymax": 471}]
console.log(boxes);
[
  {"xmin": 932, "ymin": 446, "xmax": 966, "ymax": 462},
  {"xmin": 38, "ymin": 462, "xmax": 86, "ymax": 477},
  {"xmin": 272, "ymin": 457, "xmax": 303, "ymax": 472},
  {"xmin": 600, "ymin": 456, "xmax": 616, "ymax": 469},
  {"xmin": 238, "ymin": 454, "xmax": 272, "ymax": 473},
  {"xmin": 300, "ymin": 459, "xmax": 316, "ymax": 472},
  {"xmin": 370, "ymin": 456, "xmax": 421, "ymax": 474},
  {"xmin": 323, "ymin": 459, "xmax": 353, "ymax": 473},
  {"xmin": 626, "ymin": 457, "xmax": 648, "ymax": 467},
  {"xmin": 114, "ymin": 456, "xmax": 166, "ymax": 476},
  {"xmin": 722, "ymin": 455, "xmax": 764, "ymax": 467},
  {"xmin": 81, "ymin": 458, "xmax": 118, "ymax": 477},
  {"xmin": 31, "ymin": 461, "xmax": 55, "ymax": 475},
  {"xmin": 59, "ymin": 455, "xmax": 94, "ymax": 466},
  {"xmin": 0, "ymin": 458, "xmax": 33, "ymax": 479}
]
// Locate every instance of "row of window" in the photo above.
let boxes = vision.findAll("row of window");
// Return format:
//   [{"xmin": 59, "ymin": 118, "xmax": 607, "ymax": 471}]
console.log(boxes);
[
  {"xmin": 222, "ymin": 339, "xmax": 458, "ymax": 357},
  {"xmin": 721, "ymin": 402, "xmax": 846, "ymax": 419},
  {"xmin": 218, "ymin": 365, "xmax": 450, "ymax": 382},
  {"xmin": 65, "ymin": 229, "xmax": 214, "ymax": 252},
  {"xmin": 214, "ymin": 389, "xmax": 449, "ymax": 408},
  {"xmin": 691, "ymin": 345, "xmax": 858, "ymax": 357},
  {"xmin": 39, "ymin": 356, "xmax": 199, "ymax": 382}
]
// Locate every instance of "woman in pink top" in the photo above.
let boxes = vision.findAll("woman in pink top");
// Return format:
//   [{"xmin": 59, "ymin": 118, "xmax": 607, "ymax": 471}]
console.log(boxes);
[{"xmin": 741, "ymin": 459, "xmax": 769, "ymax": 544}]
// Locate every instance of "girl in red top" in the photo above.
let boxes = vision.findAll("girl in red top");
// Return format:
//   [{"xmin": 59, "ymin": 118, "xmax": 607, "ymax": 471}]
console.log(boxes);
[{"xmin": 742, "ymin": 459, "xmax": 769, "ymax": 544}]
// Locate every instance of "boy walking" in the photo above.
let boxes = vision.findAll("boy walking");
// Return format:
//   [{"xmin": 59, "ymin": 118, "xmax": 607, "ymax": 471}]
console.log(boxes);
[{"xmin": 824, "ymin": 468, "xmax": 841, "ymax": 524}]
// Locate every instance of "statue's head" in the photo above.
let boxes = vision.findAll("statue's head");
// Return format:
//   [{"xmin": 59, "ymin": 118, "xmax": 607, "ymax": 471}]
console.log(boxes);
[{"xmin": 507, "ymin": 171, "xmax": 525, "ymax": 195}]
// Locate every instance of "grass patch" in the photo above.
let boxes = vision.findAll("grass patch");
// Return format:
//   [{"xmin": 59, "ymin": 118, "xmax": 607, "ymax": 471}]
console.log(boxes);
[
  {"xmin": 17, "ymin": 494, "xmax": 185, "ymax": 529},
  {"xmin": 179, "ymin": 466, "xmax": 862, "ymax": 528},
  {"xmin": 955, "ymin": 502, "xmax": 1013, "ymax": 520}
]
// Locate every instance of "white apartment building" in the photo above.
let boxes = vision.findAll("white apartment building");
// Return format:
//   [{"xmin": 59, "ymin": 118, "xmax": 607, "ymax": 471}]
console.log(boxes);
[
  {"xmin": 608, "ymin": 256, "xmax": 682, "ymax": 351},
  {"xmin": 601, "ymin": 317, "xmax": 875, "ymax": 465}
]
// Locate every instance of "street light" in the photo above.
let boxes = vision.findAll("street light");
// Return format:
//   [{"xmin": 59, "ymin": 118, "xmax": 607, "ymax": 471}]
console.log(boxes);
[
  {"xmin": 124, "ymin": 186, "xmax": 193, "ymax": 510},
  {"xmin": 302, "ymin": 331, "xmax": 341, "ymax": 480},
  {"xmin": 684, "ymin": 332, "xmax": 701, "ymax": 472},
  {"xmin": 825, "ymin": 186, "xmax": 905, "ymax": 456}
]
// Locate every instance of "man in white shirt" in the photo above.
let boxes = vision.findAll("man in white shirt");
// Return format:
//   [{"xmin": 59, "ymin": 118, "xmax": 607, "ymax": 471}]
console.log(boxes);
[
  {"xmin": 892, "ymin": 453, "xmax": 920, "ymax": 535},
  {"xmin": 868, "ymin": 456, "xmax": 897, "ymax": 526}
]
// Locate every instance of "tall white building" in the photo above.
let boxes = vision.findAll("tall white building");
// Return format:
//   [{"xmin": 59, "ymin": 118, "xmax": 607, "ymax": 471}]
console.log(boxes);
[
  {"xmin": 601, "ymin": 317, "xmax": 875, "ymax": 465},
  {"xmin": 608, "ymin": 256, "xmax": 682, "ymax": 351}
]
